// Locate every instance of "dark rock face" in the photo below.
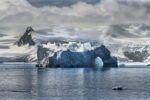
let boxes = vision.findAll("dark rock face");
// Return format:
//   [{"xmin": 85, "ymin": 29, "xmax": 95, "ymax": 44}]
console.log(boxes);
[
  {"xmin": 124, "ymin": 50, "xmax": 149, "ymax": 62},
  {"xmin": 49, "ymin": 45, "xmax": 118, "ymax": 68},
  {"xmin": 15, "ymin": 26, "xmax": 35, "ymax": 46},
  {"xmin": 37, "ymin": 45, "xmax": 49, "ymax": 64},
  {"xmin": 112, "ymin": 86, "xmax": 123, "ymax": 91}
]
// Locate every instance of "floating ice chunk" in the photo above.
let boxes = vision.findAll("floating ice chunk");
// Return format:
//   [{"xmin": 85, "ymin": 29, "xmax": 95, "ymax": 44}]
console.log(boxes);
[{"xmin": 94, "ymin": 57, "xmax": 103, "ymax": 68}]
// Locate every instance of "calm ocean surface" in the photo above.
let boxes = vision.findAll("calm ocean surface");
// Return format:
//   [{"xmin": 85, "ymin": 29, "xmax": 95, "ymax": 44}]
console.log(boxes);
[{"xmin": 0, "ymin": 64, "xmax": 150, "ymax": 100}]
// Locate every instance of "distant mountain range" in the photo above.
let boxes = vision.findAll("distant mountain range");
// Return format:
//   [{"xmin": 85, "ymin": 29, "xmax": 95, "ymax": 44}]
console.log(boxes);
[
  {"xmin": 1, "ymin": 24, "xmax": 150, "ymax": 63},
  {"xmin": 13, "ymin": 24, "xmax": 150, "ymax": 64},
  {"xmin": 15, "ymin": 24, "xmax": 150, "ymax": 46}
]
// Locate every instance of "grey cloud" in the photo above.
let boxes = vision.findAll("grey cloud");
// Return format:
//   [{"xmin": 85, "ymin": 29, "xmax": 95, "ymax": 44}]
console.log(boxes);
[{"xmin": 0, "ymin": 0, "xmax": 150, "ymax": 35}]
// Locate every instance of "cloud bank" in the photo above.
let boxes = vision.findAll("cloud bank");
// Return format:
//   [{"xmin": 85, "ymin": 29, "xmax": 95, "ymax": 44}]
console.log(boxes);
[{"xmin": 0, "ymin": 0, "xmax": 150, "ymax": 35}]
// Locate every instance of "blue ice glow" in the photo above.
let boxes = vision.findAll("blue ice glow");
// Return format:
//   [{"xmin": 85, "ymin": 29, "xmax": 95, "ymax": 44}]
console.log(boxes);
[
  {"xmin": 56, "ymin": 51, "xmax": 63, "ymax": 60},
  {"xmin": 94, "ymin": 57, "xmax": 103, "ymax": 68}
]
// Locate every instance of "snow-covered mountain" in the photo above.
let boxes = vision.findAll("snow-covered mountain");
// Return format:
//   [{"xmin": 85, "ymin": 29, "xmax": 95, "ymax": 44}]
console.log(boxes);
[
  {"xmin": 1, "ymin": 24, "xmax": 150, "ymax": 64},
  {"xmin": 107, "ymin": 44, "xmax": 150, "ymax": 63},
  {"xmin": 14, "ymin": 24, "xmax": 150, "ymax": 45},
  {"xmin": 15, "ymin": 26, "xmax": 35, "ymax": 46},
  {"xmin": 13, "ymin": 24, "xmax": 150, "ymax": 64}
]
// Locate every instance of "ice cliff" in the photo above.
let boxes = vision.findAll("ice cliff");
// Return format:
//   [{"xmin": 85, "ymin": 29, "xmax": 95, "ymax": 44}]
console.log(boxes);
[{"xmin": 48, "ymin": 45, "xmax": 117, "ymax": 68}]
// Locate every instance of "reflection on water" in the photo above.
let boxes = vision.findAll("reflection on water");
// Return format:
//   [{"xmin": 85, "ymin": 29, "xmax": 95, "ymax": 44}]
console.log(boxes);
[{"xmin": 0, "ymin": 64, "xmax": 150, "ymax": 100}]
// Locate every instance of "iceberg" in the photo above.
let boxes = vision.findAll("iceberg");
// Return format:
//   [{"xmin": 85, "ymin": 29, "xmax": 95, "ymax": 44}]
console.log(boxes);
[{"xmin": 48, "ymin": 45, "xmax": 118, "ymax": 68}]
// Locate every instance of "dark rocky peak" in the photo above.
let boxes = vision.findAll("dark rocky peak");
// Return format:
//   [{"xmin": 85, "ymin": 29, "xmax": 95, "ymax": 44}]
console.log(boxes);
[
  {"xmin": 26, "ymin": 26, "xmax": 34, "ymax": 34},
  {"xmin": 15, "ymin": 26, "xmax": 35, "ymax": 46},
  {"xmin": 124, "ymin": 50, "xmax": 149, "ymax": 62}
]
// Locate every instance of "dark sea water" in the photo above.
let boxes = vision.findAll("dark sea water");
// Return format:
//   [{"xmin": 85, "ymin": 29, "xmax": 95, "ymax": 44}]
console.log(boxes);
[{"xmin": 0, "ymin": 64, "xmax": 150, "ymax": 100}]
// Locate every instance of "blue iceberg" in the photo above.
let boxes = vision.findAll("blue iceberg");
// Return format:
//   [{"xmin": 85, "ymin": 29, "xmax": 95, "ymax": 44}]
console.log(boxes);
[{"xmin": 48, "ymin": 45, "xmax": 118, "ymax": 68}]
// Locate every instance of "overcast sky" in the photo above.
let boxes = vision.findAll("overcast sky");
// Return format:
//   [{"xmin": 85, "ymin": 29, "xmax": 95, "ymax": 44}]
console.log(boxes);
[{"xmin": 0, "ymin": 0, "xmax": 150, "ymax": 35}]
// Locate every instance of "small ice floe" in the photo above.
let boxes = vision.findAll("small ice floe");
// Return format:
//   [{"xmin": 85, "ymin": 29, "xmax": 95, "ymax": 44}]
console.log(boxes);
[{"xmin": 112, "ymin": 86, "xmax": 123, "ymax": 91}]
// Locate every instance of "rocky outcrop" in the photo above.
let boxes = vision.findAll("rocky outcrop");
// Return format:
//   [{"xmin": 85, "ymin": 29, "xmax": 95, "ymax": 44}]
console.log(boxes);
[
  {"xmin": 112, "ymin": 86, "xmax": 123, "ymax": 90},
  {"xmin": 37, "ymin": 45, "xmax": 50, "ymax": 66},
  {"xmin": 49, "ymin": 45, "xmax": 118, "ymax": 68},
  {"xmin": 15, "ymin": 26, "xmax": 35, "ymax": 46},
  {"xmin": 124, "ymin": 50, "xmax": 149, "ymax": 62}
]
